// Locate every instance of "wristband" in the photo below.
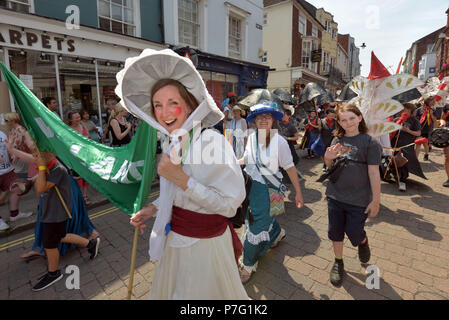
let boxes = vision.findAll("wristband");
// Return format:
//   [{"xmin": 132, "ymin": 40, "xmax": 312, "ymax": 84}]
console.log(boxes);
[{"xmin": 38, "ymin": 166, "xmax": 47, "ymax": 171}]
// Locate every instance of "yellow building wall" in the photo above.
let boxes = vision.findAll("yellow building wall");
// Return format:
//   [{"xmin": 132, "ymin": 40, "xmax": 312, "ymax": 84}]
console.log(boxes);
[
  {"xmin": 263, "ymin": 2, "xmax": 293, "ymax": 89},
  {"xmin": 316, "ymin": 9, "xmax": 338, "ymax": 74}
]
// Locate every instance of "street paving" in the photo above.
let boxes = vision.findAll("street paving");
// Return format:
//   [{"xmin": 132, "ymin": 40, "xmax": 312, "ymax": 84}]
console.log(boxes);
[{"xmin": 0, "ymin": 149, "xmax": 448, "ymax": 300}]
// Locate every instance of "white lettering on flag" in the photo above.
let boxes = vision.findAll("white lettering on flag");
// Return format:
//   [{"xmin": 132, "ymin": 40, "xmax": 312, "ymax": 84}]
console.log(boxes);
[
  {"xmin": 128, "ymin": 160, "xmax": 144, "ymax": 181},
  {"xmin": 70, "ymin": 145, "xmax": 82, "ymax": 157},
  {"xmin": 111, "ymin": 160, "xmax": 130, "ymax": 184},
  {"xmin": 35, "ymin": 118, "xmax": 54, "ymax": 138},
  {"xmin": 88, "ymin": 156, "xmax": 115, "ymax": 180}
]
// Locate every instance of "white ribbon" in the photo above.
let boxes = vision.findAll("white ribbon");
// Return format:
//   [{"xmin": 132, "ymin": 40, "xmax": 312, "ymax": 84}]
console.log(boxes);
[{"xmin": 148, "ymin": 137, "xmax": 181, "ymax": 262}]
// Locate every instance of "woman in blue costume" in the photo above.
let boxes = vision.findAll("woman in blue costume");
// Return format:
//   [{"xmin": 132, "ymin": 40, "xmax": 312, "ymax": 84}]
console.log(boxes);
[
  {"xmin": 239, "ymin": 101, "xmax": 304, "ymax": 283},
  {"xmin": 6, "ymin": 142, "xmax": 98, "ymax": 259}
]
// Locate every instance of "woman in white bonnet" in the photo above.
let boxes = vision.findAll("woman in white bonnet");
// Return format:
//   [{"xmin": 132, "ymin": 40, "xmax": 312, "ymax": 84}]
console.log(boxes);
[{"xmin": 118, "ymin": 49, "xmax": 249, "ymax": 300}]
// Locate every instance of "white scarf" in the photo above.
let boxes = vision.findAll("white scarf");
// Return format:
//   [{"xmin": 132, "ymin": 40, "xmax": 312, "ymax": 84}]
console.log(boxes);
[{"xmin": 148, "ymin": 102, "xmax": 209, "ymax": 262}]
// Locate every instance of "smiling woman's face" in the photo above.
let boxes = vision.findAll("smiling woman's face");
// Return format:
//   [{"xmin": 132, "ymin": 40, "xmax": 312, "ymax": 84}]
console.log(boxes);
[{"xmin": 152, "ymin": 85, "xmax": 192, "ymax": 134}]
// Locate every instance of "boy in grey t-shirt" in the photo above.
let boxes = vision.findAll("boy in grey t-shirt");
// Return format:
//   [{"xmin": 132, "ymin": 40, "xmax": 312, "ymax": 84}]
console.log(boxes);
[
  {"xmin": 32, "ymin": 151, "xmax": 100, "ymax": 292},
  {"xmin": 323, "ymin": 103, "xmax": 381, "ymax": 288}
]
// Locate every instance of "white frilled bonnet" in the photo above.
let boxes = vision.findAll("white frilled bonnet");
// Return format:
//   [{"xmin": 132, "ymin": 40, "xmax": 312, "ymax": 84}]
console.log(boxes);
[{"xmin": 115, "ymin": 48, "xmax": 223, "ymax": 136}]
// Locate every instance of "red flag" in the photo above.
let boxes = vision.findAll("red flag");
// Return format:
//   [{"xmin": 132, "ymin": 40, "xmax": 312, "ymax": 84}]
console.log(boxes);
[
  {"xmin": 368, "ymin": 51, "xmax": 391, "ymax": 79},
  {"xmin": 396, "ymin": 57, "xmax": 403, "ymax": 74},
  {"xmin": 184, "ymin": 50, "xmax": 192, "ymax": 63}
]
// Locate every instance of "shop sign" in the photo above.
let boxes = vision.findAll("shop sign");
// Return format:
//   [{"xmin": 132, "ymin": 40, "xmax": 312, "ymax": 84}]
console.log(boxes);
[
  {"xmin": 0, "ymin": 28, "xmax": 75, "ymax": 52},
  {"xmin": 19, "ymin": 74, "xmax": 33, "ymax": 90},
  {"xmin": 311, "ymin": 49, "xmax": 322, "ymax": 63}
]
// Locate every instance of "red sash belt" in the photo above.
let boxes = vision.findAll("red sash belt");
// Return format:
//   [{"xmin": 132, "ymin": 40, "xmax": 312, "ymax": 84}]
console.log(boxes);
[{"xmin": 171, "ymin": 206, "xmax": 243, "ymax": 266}]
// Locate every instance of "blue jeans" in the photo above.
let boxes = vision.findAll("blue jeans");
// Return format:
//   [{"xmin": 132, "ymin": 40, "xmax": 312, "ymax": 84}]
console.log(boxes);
[{"xmin": 327, "ymin": 197, "xmax": 368, "ymax": 246}]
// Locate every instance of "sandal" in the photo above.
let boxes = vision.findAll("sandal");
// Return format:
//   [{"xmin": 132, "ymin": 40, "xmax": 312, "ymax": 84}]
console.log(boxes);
[
  {"xmin": 83, "ymin": 195, "xmax": 91, "ymax": 206},
  {"xmin": 271, "ymin": 228, "xmax": 286, "ymax": 249},
  {"xmin": 240, "ymin": 271, "xmax": 252, "ymax": 284},
  {"xmin": 21, "ymin": 251, "xmax": 46, "ymax": 260},
  {"xmin": 239, "ymin": 267, "xmax": 253, "ymax": 284}
]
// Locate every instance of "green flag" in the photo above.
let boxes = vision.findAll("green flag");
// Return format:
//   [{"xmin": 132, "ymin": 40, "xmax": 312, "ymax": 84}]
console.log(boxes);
[{"xmin": 1, "ymin": 63, "xmax": 157, "ymax": 215}]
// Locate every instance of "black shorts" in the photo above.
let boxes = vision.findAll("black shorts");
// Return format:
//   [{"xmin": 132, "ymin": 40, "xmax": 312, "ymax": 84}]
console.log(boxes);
[
  {"xmin": 327, "ymin": 197, "xmax": 368, "ymax": 246},
  {"xmin": 43, "ymin": 221, "xmax": 67, "ymax": 249}
]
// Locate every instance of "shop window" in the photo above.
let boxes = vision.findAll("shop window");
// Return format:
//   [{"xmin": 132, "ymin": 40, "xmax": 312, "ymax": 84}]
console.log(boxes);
[
  {"xmin": 0, "ymin": 0, "xmax": 31, "ymax": 13},
  {"xmin": 98, "ymin": 0, "xmax": 135, "ymax": 36},
  {"xmin": 57, "ymin": 56, "xmax": 97, "ymax": 121},
  {"xmin": 198, "ymin": 70, "xmax": 238, "ymax": 108},
  {"xmin": 178, "ymin": 0, "xmax": 200, "ymax": 47},
  {"xmin": 8, "ymin": 49, "xmax": 57, "ymax": 110},
  {"xmin": 58, "ymin": 56, "xmax": 121, "ymax": 126},
  {"xmin": 228, "ymin": 16, "xmax": 242, "ymax": 59}
]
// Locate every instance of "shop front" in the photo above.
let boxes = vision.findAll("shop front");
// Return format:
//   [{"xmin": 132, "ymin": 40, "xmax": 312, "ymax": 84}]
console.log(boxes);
[
  {"xmin": 175, "ymin": 48, "xmax": 269, "ymax": 108},
  {"xmin": 0, "ymin": 9, "xmax": 164, "ymax": 127}
]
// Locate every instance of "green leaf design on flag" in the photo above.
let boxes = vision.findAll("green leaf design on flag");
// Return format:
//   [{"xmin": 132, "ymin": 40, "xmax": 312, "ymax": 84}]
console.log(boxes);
[{"xmin": 1, "ymin": 63, "xmax": 157, "ymax": 215}]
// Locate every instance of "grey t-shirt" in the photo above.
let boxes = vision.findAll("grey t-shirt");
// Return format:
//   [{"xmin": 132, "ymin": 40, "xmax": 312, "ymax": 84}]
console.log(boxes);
[
  {"xmin": 325, "ymin": 133, "xmax": 382, "ymax": 207},
  {"xmin": 40, "ymin": 162, "xmax": 72, "ymax": 223}
]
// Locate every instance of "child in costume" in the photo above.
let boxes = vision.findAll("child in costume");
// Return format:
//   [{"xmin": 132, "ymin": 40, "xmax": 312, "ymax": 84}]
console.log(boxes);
[
  {"xmin": 303, "ymin": 110, "xmax": 321, "ymax": 158},
  {"xmin": 415, "ymin": 96, "xmax": 437, "ymax": 161}
]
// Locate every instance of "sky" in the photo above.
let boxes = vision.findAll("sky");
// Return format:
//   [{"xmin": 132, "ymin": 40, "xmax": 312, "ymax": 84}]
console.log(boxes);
[{"xmin": 306, "ymin": 0, "xmax": 448, "ymax": 76}]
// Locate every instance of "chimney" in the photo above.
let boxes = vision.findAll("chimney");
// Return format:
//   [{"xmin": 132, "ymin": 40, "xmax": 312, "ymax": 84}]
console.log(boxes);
[{"xmin": 446, "ymin": 8, "xmax": 449, "ymax": 27}]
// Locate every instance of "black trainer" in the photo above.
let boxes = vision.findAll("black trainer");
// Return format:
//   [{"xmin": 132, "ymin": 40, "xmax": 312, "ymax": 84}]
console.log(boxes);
[
  {"xmin": 87, "ymin": 237, "xmax": 100, "ymax": 259},
  {"xmin": 32, "ymin": 270, "xmax": 63, "ymax": 291},
  {"xmin": 423, "ymin": 154, "xmax": 429, "ymax": 161},
  {"xmin": 358, "ymin": 238, "xmax": 371, "ymax": 263},
  {"xmin": 443, "ymin": 180, "xmax": 449, "ymax": 187},
  {"xmin": 330, "ymin": 259, "xmax": 344, "ymax": 287}
]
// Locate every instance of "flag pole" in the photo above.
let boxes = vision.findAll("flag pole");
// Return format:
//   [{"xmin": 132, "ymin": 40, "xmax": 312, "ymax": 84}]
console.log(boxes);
[{"xmin": 127, "ymin": 226, "xmax": 139, "ymax": 300}]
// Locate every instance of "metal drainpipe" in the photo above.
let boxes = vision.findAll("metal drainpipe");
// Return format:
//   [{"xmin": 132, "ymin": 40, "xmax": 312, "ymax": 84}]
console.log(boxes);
[{"xmin": 160, "ymin": 0, "xmax": 165, "ymax": 44}]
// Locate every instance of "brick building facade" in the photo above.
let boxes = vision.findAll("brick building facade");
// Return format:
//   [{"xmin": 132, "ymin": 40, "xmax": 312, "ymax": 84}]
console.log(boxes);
[
  {"xmin": 263, "ymin": 0, "xmax": 326, "ymax": 92},
  {"xmin": 435, "ymin": 8, "xmax": 449, "ymax": 78}
]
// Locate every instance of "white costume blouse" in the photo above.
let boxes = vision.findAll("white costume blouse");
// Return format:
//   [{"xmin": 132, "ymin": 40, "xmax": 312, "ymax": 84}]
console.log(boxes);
[
  {"xmin": 243, "ymin": 131, "xmax": 294, "ymax": 184},
  {"xmin": 153, "ymin": 129, "xmax": 245, "ymax": 248},
  {"xmin": 225, "ymin": 118, "xmax": 248, "ymax": 159}
]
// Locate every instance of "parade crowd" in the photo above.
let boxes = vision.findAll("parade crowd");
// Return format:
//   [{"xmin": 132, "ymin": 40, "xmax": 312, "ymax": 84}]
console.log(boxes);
[{"xmin": 0, "ymin": 49, "xmax": 448, "ymax": 297}]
